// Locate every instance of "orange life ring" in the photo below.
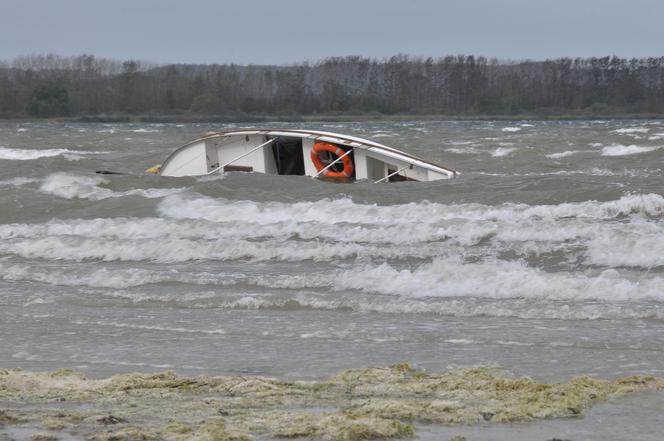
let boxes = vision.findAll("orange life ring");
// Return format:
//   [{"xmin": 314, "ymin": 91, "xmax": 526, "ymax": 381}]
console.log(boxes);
[{"xmin": 310, "ymin": 142, "xmax": 354, "ymax": 178}]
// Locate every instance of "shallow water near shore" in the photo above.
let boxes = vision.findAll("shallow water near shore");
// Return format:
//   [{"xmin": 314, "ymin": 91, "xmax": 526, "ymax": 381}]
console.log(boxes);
[{"xmin": 1, "ymin": 119, "xmax": 664, "ymax": 439}]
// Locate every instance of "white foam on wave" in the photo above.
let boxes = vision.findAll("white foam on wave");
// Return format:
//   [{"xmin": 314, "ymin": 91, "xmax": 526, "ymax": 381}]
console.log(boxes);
[
  {"xmin": 0, "ymin": 193, "xmax": 662, "ymax": 269},
  {"xmin": 445, "ymin": 147, "xmax": 481, "ymax": 154},
  {"xmin": 102, "ymin": 290, "xmax": 664, "ymax": 320},
  {"xmin": 38, "ymin": 173, "xmax": 184, "ymax": 200},
  {"xmin": 601, "ymin": 144, "xmax": 658, "ymax": 156},
  {"xmin": 0, "ymin": 234, "xmax": 444, "ymax": 263},
  {"xmin": 0, "ymin": 214, "xmax": 490, "ymax": 248},
  {"xmin": 491, "ymin": 147, "xmax": 516, "ymax": 157},
  {"xmin": 0, "ymin": 177, "xmax": 41, "ymax": 187},
  {"xmin": 71, "ymin": 319, "xmax": 224, "ymax": 335},
  {"xmin": 546, "ymin": 150, "xmax": 579, "ymax": 159},
  {"xmin": 0, "ymin": 264, "xmax": 240, "ymax": 289},
  {"xmin": 0, "ymin": 147, "xmax": 103, "ymax": 161},
  {"xmin": 160, "ymin": 193, "xmax": 664, "ymax": 225},
  {"xmin": 63, "ymin": 262, "xmax": 664, "ymax": 321},
  {"xmin": 476, "ymin": 168, "xmax": 654, "ymax": 178},
  {"xmin": 131, "ymin": 128, "xmax": 160, "ymax": 133},
  {"xmin": 501, "ymin": 127, "xmax": 521, "ymax": 132},
  {"xmin": 614, "ymin": 127, "xmax": 650, "ymax": 134},
  {"xmin": 331, "ymin": 258, "xmax": 664, "ymax": 302},
  {"xmin": 585, "ymin": 223, "xmax": 664, "ymax": 268},
  {"xmin": 370, "ymin": 132, "xmax": 396, "ymax": 138}
]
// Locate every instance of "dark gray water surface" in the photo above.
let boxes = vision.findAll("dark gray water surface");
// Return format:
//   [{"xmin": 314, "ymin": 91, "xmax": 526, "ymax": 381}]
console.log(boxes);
[{"xmin": 1, "ymin": 120, "xmax": 663, "ymax": 439}]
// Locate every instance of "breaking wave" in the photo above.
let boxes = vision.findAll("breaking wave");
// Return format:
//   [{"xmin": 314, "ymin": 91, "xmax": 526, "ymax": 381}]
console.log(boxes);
[
  {"xmin": 0, "ymin": 146, "xmax": 105, "ymax": 161},
  {"xmin": 1, "ymin": 192, "xmax": 663, "ymax": 321},
  {"xmin": 601, "ymin": 144, "xmax": 659, "ymax": 156},
  {"xmin": 158, "ymin": 193, "xmax": 664, "ymax": 224},
  {"xmin": 38, "ymin": 173, "xmax": 184, "ymax": 200},
  {"xmin": 0, "ymin": 177, "xmax": 40, "ymax": 187},
  {"xmin": 613, "ymin": 127, "xmax": 650, "ymax": 134},
  {"xmin": 3, "ymin": 260, "xmax": 663, "ymax": 320},
  {"xmin": 82, "ymin": 292, "xmax": 664, "ymax": 321},
  {"xmin": 491, "ymin": 147, "xmax": 516, "ymax": 157},
  {"xmin": 1, "ymin": 193, "xmax": 662, "ymax": 265},
  {"xmin": 546, "ymin": 150, "xmax": 579, "ymax": 159}
]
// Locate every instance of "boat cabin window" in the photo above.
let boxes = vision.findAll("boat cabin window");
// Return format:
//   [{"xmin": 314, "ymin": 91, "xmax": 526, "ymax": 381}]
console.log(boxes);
[{"xmin": 272, "ymin": 137, "xmax": 305, "ymax": 175}]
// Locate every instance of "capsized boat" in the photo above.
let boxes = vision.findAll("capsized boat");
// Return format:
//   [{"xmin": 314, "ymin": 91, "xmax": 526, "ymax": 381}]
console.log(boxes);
[{"xmin": 147, "ymin": 128, "xmax": 458, "ymax": 182}]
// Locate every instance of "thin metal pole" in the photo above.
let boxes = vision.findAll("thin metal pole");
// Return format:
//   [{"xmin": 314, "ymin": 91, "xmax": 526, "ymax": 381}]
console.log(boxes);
[
  {"xmin": 207, "ymin": 138, "xmax": 275, "ymax": 175},
  {"xmin": 374, "ymin": 164, "xmax": 412, "ymax": 184},
  {"xmin": 312, "ymin": 148, "xmax": 353, "ymax": 179}
]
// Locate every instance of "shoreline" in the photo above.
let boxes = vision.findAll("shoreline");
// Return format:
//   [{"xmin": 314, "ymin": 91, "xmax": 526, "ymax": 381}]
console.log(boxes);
[{"xmin": 2, "ymin": 112, "xmax": 664, "ymax": 124}]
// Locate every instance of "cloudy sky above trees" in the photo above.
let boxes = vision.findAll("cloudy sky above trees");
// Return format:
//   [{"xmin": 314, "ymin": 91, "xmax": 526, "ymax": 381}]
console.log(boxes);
[{"xmin": 2, "ymin": 0, "xmax": 661, "ymax": 64}]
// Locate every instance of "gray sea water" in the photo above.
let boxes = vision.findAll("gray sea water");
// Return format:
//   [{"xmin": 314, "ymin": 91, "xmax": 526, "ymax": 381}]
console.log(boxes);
[{"xmin": 1, "ymin": 119, "xmax": 664, "ymax": 440}]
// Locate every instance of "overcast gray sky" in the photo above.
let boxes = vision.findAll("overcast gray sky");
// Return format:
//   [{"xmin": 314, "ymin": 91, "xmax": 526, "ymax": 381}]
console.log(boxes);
[{"xmin": 1, "ymin": 0, "xmax": 662, "ymax": 65}]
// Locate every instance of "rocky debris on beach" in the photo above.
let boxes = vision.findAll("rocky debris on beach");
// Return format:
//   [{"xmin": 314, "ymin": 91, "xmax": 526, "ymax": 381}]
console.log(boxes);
[{"xmin": 0, "ymin": 364, "xmax": 662, "ymax": 440}]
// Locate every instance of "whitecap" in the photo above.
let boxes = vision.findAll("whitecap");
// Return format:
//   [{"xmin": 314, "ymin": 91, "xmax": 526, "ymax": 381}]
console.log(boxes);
[
  {"xmin": 585, "ymin": 224, "xmax": 664, "ymax": 268},
  {"xmin": 331, "ymin": 258, "xmax": 664, "ymax": 302},
  {"xmin": 0, "ymin": 146, "xmax": 103, "ymax": 161},
  {"xmin": 445, "ymin": 147, "xmax": 480, "ymax": 154},
  {"xmin": 0, "ymin": 264, "xmax": 240, "ymax": 289},
  {"xmin": 0, "ymin": 177, "xmax": 41, "ymax": 186},
  {"xmin": 546, "ymin": 150, "xmax": 579, "ymax": 159},
  {"xmin": 501, "ymin": 127, "xmax": 521, "ymax": 132},
  {"xmin": 38, "ymin": 173, "xmax": 184, "ymax": 200},
  {"xmin": 491, "ymin": 147, "xmax": 516, "ymax": 157},
  {"xmin": 601, "ymin": 144, "xmax": 658, "ymax": 156},
  {"xmin": 158, "ymin": 193, "xmax": 664, "ymax": 225},
  {"xmin": 613, "ymin": 127, "xmax": 650, "ymax": 134}
]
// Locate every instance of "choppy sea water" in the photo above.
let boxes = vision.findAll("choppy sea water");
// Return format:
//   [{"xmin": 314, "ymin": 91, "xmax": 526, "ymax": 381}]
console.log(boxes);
[{"xmin": 1, "ymin": 119, "xmax": 663, "ymax": 440}]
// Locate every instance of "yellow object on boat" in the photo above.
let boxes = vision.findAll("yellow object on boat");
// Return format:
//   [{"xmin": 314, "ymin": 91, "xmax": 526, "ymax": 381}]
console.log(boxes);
[{"xmin": 145, "ymin": 164, "xmax": 162, "ymax": 174}]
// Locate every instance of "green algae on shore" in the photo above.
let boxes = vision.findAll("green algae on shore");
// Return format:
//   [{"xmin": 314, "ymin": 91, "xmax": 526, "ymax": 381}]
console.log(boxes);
[{"xmin": 1, "ymin": 365, "xmax": 663, "ymax": 440}]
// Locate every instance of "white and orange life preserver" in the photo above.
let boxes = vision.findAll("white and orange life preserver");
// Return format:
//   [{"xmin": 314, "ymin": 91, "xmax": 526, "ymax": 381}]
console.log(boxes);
[{"xmin": 310, "ymin": 142, "xmax": 354, "ymax": 179}]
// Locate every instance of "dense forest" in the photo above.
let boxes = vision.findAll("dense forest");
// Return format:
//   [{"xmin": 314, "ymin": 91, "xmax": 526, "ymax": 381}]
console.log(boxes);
[{"xmin": 1, "ymin": 53, "xmax": 664, "ymax": 119}]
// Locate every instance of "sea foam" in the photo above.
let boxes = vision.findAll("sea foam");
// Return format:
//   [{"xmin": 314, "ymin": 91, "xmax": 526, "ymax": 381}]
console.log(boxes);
[
  {"xmin": 1, "ymin": 193, "xmax": 662, "ymax": 268},
  {"xmin": 38, "ymin": 173, "xmax": 183, "ymax": 200},
  {"xmin": 0, "ymin": 146, "xmax": 102, "ymax": 161},
  {"xmin": 491, "ymin": 147, "xmax": 516, "ymax": 157},
  {"xmin": 546, "ymin": 150, "xmax": 579, "ymax": 159},
  {"xmin": 601, "ymin": 144, "xmax": 658, "ymax": 156},
  {"xmin": 613, "ymin": 127, "xmax": 650, "ymax": 134}
]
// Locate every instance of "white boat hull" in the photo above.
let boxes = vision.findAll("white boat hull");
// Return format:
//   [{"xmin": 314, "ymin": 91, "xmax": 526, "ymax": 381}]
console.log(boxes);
[{"xmin": 156, "ymin": 129, "xmax": 457, "ymax": 182}]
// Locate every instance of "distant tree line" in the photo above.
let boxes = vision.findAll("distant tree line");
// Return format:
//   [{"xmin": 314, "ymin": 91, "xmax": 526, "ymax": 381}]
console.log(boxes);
[{"xmin": 1, "ymin": 53, "xmax": 664, "ymax": 118}]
